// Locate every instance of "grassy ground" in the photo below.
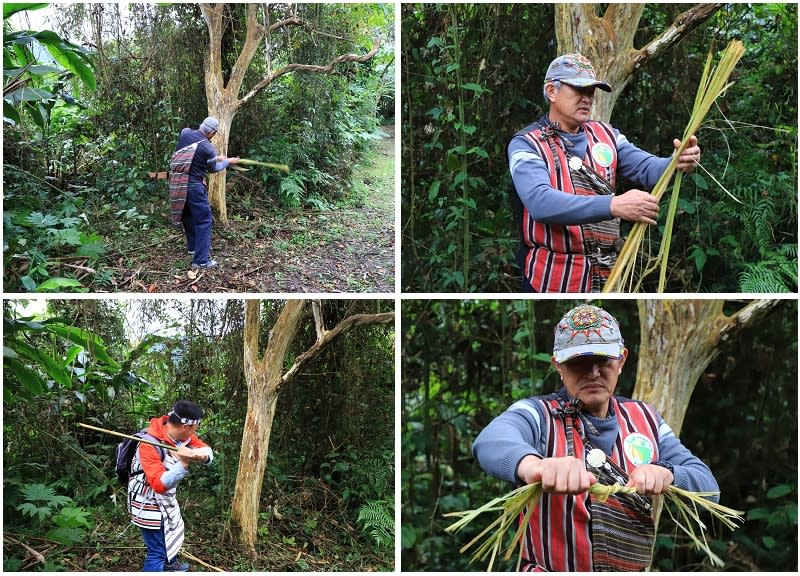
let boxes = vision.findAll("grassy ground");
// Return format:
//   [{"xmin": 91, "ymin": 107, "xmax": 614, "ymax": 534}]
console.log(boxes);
[{"xmin": 94, "ymin": 125, "xmax": 395, "ymax": 293}]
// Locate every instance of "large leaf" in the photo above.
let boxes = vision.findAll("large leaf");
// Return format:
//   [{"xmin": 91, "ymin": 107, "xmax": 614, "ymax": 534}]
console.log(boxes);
[
  {"xmin": 3, "ymin": 4, "xmax": 49, "ymax": 20},
  {"xmin": 10, "ymin": 339, "xmax": 72, "ymax": 387},
  {"xmin": 4, "ymin": 86, "xmax": 53, "ymax": 104},
  {"xmin": 34, "ymin": 277, "xmax": 83, "ymax": 292},
  {"xmin": 45, "ymin": 323, "xmax": 119, "ymax": 369},
  {"xmin": 4, "ymin": 356, "xmax": 45, "ymax": 395},
  {"xmin": 33, "ymin": 31, "xmax": 96, "ymax": 91},
  {"xmin": 45, "ymin": 526, "xmax": 86, "ymax": 545}
]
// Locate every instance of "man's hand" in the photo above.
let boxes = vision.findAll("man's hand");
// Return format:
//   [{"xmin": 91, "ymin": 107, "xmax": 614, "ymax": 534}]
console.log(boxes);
[
  {"xmin": 610, "ymin": 190, "xmax": 660, "ymax": 225},
  {"xmin": 227, "ymin": 156, "xmax": 241, "ymax": 165},
  {"xmin": 674, "ymin": 135, "xmax": 701, "ymax": 173},
  {"xmin": 517, "ymin": 455, "xmax": 596, "ymax": 494},
  {"xmin": 175, "ymin": 446, "xmax": 207, "ymax": 465},
  {"xmin": 626, "ymin": 464, "xmax": 674, "ymax": 495}
]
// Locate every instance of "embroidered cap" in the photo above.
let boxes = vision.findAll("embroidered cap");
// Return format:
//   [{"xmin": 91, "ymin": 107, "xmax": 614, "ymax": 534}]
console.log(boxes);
[
  {"xmin": 553, "ymin": 304, "xmax": 625, "ymax": 363},
  {"xmin": 544, "ymin": 53, "xmax": 612, "ymax": 92}
]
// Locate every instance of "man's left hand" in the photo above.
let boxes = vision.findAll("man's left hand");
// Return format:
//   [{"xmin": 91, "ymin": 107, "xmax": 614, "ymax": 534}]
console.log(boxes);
[
  {"xmin": 627, "ymin": 464, "xmax": 674, "ymax": 495},
  {"xmin": 674, "ymin": 135, "xmax": 700, "ymax": 173}
]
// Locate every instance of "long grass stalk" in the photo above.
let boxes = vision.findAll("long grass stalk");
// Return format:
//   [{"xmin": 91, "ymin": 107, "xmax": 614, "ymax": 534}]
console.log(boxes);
[
  {"xmin": 603, "ymin": 40, "xmax": 745, "ymax": 293},
  {"xmin": 444, "ymin": 481, "xmax": 743, "ymax": 571},
  {"xmin": 234, "ymin": 158, "xmax": 290, "ymax": 173}
]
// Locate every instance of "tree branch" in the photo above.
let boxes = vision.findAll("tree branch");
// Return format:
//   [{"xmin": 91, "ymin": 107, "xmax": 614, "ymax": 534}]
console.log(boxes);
[
  {"xmin": 312, "ymin": 300, "xmax": 324, "ymax": 341},
  {"xmin": 239, "ymin": 39, "xmax": 380, "ymax": 107},
  {"xmin": 634, "ymin": 3, "xmax": 723, "ymax": 70},
  {"xmin": 280, "ymin": 311, "xmax": 394, "ymax": 388},
  {"xmin": 227, "ymin": 4, "xmax": 264, "ymax": 97}
]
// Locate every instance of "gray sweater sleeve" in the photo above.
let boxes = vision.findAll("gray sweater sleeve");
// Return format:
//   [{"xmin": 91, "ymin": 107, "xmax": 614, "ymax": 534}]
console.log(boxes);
[
  {"xmin": 656, "ymin": 414, "xmax": 720, "ymax": 503},
  {"xmin": 473, "ymin": 399, "xmax": 548, "ymax": 484},
  {"xmin": 508, "ymin": 135, "xmax": 613, "ymax": 225},
  {"xmin": 615, "ymin": 132, "xmax": 672, "ymax": 189}
]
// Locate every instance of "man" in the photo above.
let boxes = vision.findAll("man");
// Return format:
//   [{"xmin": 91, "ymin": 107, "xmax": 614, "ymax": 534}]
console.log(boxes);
[
  {"xmin": 508, "ymin": 54, "xmax": 702, "ymax": 292},
  {"xmin": 473, "ymin": 304, "xmax": 719, "ymax": 571},
  {"xmin": 128, "ymin": 400, "xmax": 213, "ymax": 571},
  {"xmin": 170, "ymin": 117, "xmax": 240, "ymax": 269}
]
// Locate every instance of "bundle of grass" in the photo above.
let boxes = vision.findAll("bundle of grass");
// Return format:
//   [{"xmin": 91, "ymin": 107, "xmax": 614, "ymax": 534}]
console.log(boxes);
[
  {"xmin": 603, "ymin": 40, "xmax": 745, "ymax": 293},
  {"xmin": 230, "ymin": 158, "xmax": 290, "ymax": 174},
  {"xmin": 444, "ymin": 481, "xmax": 743, "ymax": 571}
]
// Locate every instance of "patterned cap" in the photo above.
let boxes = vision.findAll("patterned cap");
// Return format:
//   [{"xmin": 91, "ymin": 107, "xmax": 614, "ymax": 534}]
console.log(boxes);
[
  {"xmin": 544, "ymin": 53, "xmax": 612, "ymax": 92},
  {"xmin": 553, "ymin": 304, "xmax": 624, "ymax": 363},
  {"xmin": 199, "ymin": 116, "xmax": 220, "ymax": 134}
]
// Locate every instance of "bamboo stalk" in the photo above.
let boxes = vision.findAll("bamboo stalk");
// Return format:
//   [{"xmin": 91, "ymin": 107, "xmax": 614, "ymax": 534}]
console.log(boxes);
[
  {"xmin": 77, "ymin": 422, "xmax": 177, "ymax": 452},
  {"xmin": 181, "ymin": 549, "xmax": 225, "ymax": 572}
]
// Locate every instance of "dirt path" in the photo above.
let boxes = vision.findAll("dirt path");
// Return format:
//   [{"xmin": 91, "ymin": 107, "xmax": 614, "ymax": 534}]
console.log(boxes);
[{"xmin": 105, "ymin": 126, "xmax": 395, "ymax": 293}]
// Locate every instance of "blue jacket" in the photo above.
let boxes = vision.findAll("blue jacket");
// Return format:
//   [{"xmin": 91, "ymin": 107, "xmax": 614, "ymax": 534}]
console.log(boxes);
[{"xmin": 176, "ymin": 128, "xmax": 230, "ymax": 183}]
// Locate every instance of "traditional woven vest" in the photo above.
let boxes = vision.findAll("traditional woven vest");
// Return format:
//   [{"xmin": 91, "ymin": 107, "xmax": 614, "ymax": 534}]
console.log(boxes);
[
  {"xmin": 513, "ymin": 120, "xmax": 620, "ymax": 292},
  {"xmin": 520, "ymin": 394, "xmax": 659, "ymax": 572},
  {"xmin": 168, "ymin": 142, "xmax": 200, "ymax": 226},
  {"xmin": 129, "ymin": 445, "xmax": 186, "ymax": 562}
]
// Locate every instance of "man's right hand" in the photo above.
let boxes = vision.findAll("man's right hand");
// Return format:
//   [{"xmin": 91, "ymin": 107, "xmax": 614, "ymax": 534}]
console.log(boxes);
[
  {"xmin": 517, "ymin": 455, "xmax": 596, "ymax": 494},
  {"xmin": 610, "ymin": 189, "xmax": 660, "ymax": 225}
]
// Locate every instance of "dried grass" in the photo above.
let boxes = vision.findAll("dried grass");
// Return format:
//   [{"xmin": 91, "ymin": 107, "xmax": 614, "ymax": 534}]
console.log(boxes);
[
  {"xmin": 603, "ymin": 40, "xmax": 746, "ymax": 293},
  {"xmin": 444, "ymin": 481, "xmax": 743, "ymax": 571}
]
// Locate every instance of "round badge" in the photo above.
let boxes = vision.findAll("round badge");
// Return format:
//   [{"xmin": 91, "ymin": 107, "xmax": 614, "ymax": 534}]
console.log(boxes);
[
  {"xmin": 623, "ymin": 433, "xmax": 655, "ymax": 466},
  {"xmin": 568, "ymin": 156, "xmax": 583, "ymax": 171},
  {"xmin": 591, "ymin": 142, "xmax": 615, "ymax": 168}
]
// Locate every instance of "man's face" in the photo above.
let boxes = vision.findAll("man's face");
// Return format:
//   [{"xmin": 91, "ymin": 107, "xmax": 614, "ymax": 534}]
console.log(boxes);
[
  {"xmin": 553, "ymin": 349, "xmax": 627, "ymax": 417},
  {"xmin": 173, "ymin": 423, "xmax": 198, "ymax": 442},
  {"xmin": 548, "ymin": 82, "xmax": 596, "ymax": 129}
]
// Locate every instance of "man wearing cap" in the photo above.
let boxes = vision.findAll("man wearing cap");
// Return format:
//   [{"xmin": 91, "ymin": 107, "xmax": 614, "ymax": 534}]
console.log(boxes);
[
  {"xmin": 508, "ymin": 54, "xmax": 702, "ymax": 292},
  {"xmin": 128, "ymin": 400, "xmax": 213, "ymax": 571},
  {"xmin": 169, "ymin": 117, "xmax": 240, "ymax": 269},
  {"xmin": 473, "ymin": 304, "xmax": 719, "ymax": 571}
]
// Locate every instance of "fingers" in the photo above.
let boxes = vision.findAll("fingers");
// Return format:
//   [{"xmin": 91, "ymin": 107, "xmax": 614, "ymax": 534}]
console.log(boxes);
[
  {"xmin": 628, "ymin": 465, "xmax": 674, "ymax": 495},
  {"xmin": 538, "ymin": 457, "xmax": 593, "ymax": 494}
]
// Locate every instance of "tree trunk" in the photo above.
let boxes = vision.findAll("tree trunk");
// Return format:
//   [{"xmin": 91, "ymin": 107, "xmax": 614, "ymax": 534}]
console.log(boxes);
[
  {"xmin": 198, "ymin": 3, "xmax": 379, "ymax": 223},
  {"xmin": 554, "ymin": 4, "xmax": 723, "ymax": 122},
  {"xmin": 633, "ymin": 299, "xmax": 782, "ymax": 436},
  {"xmin": 229, "ymin": 299, "xmax": 394, "ymax": 551},
  {"xmin": 230, "ymin": 299, "xmax": 305, "ymax": 552}
]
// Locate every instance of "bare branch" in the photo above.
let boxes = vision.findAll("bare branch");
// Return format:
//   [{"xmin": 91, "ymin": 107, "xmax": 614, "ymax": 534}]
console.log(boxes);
[
  {"xmin": 634, "ymin": 3, "xmax": 723, "ymax": 69},
  {"xmin": 240, "ymin": 39, "xmax": 380, "ymax": 107},
  {"xmin": 280, "ymin": 311, "xmax": 394, "ymax": 388}
]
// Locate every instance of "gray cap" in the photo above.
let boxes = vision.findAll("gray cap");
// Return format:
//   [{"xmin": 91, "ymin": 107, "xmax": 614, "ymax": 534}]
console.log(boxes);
[
  {"xmin": 552, "ymin": 304, "xmax": 624, "ymax": 363},
  {"xmin": 544, "ymin": 53, "xmax": 612, "ymax": 92},
  {"xmin": 199, "ymin": 116, "xmax": 220, "ymax": 134}
]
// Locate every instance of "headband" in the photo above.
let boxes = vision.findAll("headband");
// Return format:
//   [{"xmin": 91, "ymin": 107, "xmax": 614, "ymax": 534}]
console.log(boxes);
[{"xmin": 168, "ymin": 410, "xmax": 201, "ymax": 426}]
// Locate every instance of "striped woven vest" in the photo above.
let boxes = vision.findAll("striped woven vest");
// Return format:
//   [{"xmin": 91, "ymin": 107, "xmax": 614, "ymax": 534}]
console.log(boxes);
[
  {"xmin": 521, "ymin": 394, "xmax": 659, "ymax": 572},
  {"xmin": 129, "ymin": 447, "xmax": 186, "ymax": 561},
  {"xmin": 168, "ymin": 142, "xmax": 200, "ymax": 226},
  {"xmin": 516, "ymin": 121, "xmax": 619, "ymax": 293}
]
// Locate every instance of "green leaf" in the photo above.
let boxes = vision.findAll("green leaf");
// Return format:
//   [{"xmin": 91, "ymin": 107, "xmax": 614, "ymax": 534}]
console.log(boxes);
[
  {"xmin": 762, "ymin": 535, "xmax": 777, "ymax": 549},
  {"xmin": 3, "ymin": 3, "xmax": 49, "ymax": 19},
  {"xmin": 467, "ymin": 146, "xmax": 489, "ymax": 160},
  {"xmin": 401, "ymin": 525, "xmax": 417, "ymax": 548},
  {"xmin": 45, "ymin": 526, "xmax": 86, "ymax": 545},
  {"xmin": 746, "ymin": 507, "xmax": 771, "ymax": 520},
  {"xmin": 690, "ymin": 245, "xmax": 707, "ymax": 272},
  {"xmin": 34, "ymin": 277, "xmax": 83, "ymax": 292},
  {"xmin": 427, "ymin": 180, "xmax": 441, "ymax": 202},
  {"xmin": 10, "ymin": 340, "xmax": 72, "ymax": 387},
  {"xmin": 766, "ymin": 484, "xmax": 793, "ymax": 499},
  {"xmin": 5, "ymin": 86, "xmax": 53, "ymax": 104},
  {"xmin": 691, "ymin": 172, "xmax": 708, "ymax": 190},
  {"xmin": 45, "ymin": 324, "xmax": 119, "ymax": 369},
  {"xmin": 20, "ymin": 275, "xmax": 37, "ymax": 291},
  {"xmin": 3, "ymin": 356, "xmax": 45, "ymax": 395},
  {"xmin": 63, "ymin": 344, "xmax": 83, "ymax": 366},
  {"xmin": 4, "ymin": 346, "xmax": 19, "ymax": 358},
  {"xmin": 461, "ymin": 82, "xmax": 486, "ymax": 95}
]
